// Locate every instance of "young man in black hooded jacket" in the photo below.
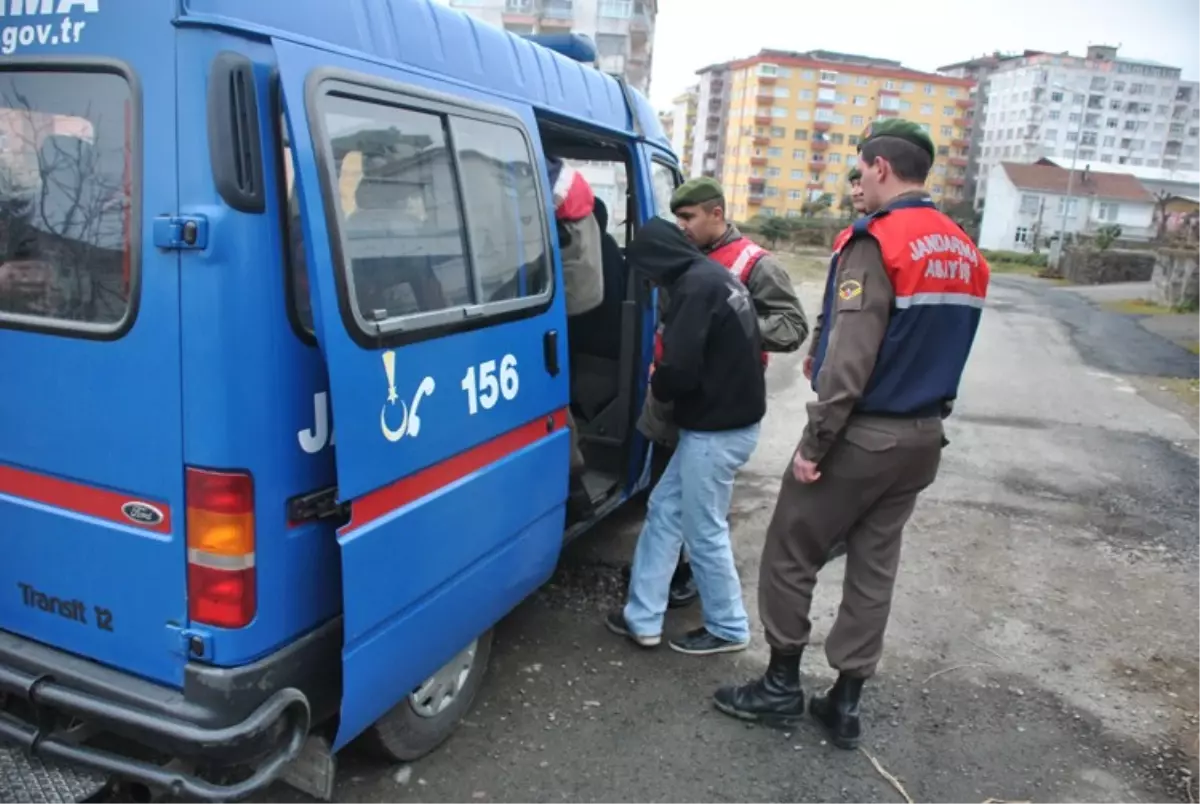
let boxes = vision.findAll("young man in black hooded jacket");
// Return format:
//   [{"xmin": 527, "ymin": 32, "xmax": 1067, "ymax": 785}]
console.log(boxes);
[{"xmin": 605, "ymin": 218, "xmax": 767, "ymax": 655}]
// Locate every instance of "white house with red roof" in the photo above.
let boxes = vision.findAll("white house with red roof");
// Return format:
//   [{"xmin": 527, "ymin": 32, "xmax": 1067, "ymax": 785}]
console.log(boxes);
[{"xmin": 978, "ymin": 160, "xmax": 1156, "ymax": 251}]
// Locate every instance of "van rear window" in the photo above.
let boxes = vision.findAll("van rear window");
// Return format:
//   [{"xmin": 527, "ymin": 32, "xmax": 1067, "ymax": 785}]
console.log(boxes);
[{"xmin": 0, "ymin": 69, "xmax": 134, "ymax": 333}]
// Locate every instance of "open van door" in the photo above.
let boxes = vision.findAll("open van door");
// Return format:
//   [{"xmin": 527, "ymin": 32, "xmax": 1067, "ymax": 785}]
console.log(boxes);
[{"xmin": 274, "ymin": 39, "xmax": 571, "ymax": 747}]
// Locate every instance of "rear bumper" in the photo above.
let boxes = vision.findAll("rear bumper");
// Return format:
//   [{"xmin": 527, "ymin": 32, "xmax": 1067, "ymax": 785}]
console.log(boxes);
[{"xmin": 0, "ymin": 617, "xmax": 341, "ymax": 801}]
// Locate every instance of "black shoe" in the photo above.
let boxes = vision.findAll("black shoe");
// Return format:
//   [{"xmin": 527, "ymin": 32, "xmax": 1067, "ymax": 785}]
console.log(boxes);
[
  {"xmin": 566, "ymin": 477, "xmax": 594, "ymax": 522},
  {"xmin": 809, "ymin": 673, "xmax": 865, "ymax": 749},
  {"xmin": 668, "ymin": 627, "xmax": 749, "ymax": 656},
  {"xmin": 604, "ymin": 610, "xmax": 660, "ymax": 648},
  {"xmin": 672, "ymin": 576, "xmax": 700, "ymax": 607},
  {"xmin": 713, "ymin": 648, "xmax": 806, "ymax": 727}
]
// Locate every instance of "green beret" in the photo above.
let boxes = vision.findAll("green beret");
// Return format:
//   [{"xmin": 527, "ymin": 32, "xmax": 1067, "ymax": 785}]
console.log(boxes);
[
  {"xmin": 859, "ymin": 118, "xmax": 935, "ymax": 161},
  {"xmin": 847, "ymin": 167, "xmax": 862, "ymax": 182},
  {"xmin": 670, "ymin": 177, "xmax": 725, "ymax": 213}
]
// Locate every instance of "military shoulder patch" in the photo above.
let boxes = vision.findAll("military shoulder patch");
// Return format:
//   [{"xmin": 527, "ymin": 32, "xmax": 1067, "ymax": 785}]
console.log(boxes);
[{"xmin": 838, "ymin": 279, "xmax": 863, "ymax": 301}]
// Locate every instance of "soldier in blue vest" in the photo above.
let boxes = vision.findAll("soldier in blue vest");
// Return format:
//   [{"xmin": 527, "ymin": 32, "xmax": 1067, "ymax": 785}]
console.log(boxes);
[{"xmin": 712, "ymin": 119, "xmax": 990, "ymax": 747}]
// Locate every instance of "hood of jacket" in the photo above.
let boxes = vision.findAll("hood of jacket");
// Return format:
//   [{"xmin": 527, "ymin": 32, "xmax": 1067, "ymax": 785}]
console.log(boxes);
[{"xmin": 627, "ymin": 217, "xmax": 704, "ymax": 286}]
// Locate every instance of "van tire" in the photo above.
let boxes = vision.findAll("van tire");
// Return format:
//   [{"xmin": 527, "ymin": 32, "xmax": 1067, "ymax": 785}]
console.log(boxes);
[{"xmin": 362, "ymin": 629, "xmax": 494, "ymax": 762}]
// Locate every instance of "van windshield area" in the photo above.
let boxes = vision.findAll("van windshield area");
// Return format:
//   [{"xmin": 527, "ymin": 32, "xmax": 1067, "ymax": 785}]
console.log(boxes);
[{"xmin": 0, "ymin": 70, "xmax": 133, "ymax": 330}]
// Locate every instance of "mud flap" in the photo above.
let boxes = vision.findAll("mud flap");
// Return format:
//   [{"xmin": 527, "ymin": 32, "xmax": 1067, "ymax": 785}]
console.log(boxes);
[
  {"xmin": 276, "ymin": 734, "xmax": 336, "ymax": 802},
  {"xmin": 0, "ymin": 745, "xmax": 108, "ymax": 804}
]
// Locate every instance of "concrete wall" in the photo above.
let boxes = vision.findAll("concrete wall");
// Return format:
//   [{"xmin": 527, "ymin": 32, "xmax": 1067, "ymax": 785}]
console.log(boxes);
[
  {"xmin": 1061, "ymin": 247, "xmax": 1157, "ymax": 285},
  {"xmin": 1151, "ymin": 249, "xmax": 1200, "ymax": 309}
]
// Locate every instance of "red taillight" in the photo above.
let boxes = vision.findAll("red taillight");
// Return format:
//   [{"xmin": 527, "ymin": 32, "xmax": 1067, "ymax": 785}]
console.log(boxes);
[{"xmin": 186, "ymin": 468, "xmax": 256, "ymax": 629}]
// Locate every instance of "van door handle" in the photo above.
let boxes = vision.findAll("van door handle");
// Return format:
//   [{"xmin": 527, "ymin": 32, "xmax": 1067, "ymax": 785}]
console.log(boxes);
[{"xmin": 543, "ymin": 330, "xmax": 560, "ymax": 377}]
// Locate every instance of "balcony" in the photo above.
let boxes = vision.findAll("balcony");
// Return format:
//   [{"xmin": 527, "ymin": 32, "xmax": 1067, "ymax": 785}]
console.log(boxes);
[
  {"xmin": 807, "ymin": 181, "xmax": 825, "ymax": 191},
  {"xmin": 948, "ymin": 156, "xmax": 968, "ymax": 168},
  {"xmin": 819, "ymin": 73, "xmax": 837, "ymax": 86},
  {"xmin": 754, "ymin": 114, "xmax": 773, "ymax": 126},
  {"xmin": 953, "ymin": 117, "xmax": 969, "ymax": 129},
  {"xmin": 956, "ymin": 97, "xmax": 972, "ymax": 109},
  {"xmin": 951, "ymin": 137, "xmax": 969, "ymax": 148},
  {"xmin": 758, "ymin": 74, "xmax": 777, "ymax": 86},
  {"xmin": 540, "ymin": 0, "xmax": 574, "ymax": 23},
  {"xmin": 748, "ymin": 175, "xmax": 766, "ymax": 186},
  {"xmin": 750, "ymin": 156, "xmax": 768, "ymax": 166},
  {"xmin": 756, "ymin": 91, "xmax": 775, "ymax": 105},
  {"xmin": 706, "ymin": 130, "xmax": 720, "ymax": 141},
  {"xmin": 812, "ymin": 120, "xmax": 831, "ymax": 132},
  {"xmin": 809, "ymin": 159, "xmax": 826, "ymax": 171},
  {"xmin": 879, "ymin": 87, "xmax": 900, "ymax": 96},
  {"xmin": 504, "ymin": 0, "xmax": 536, "ymax": 20},
  {"xmin": 877, "ymin": 107, "xmax": 899, "ymax": 117},
  {"xmin": 753, "ymin": 135, "xmax": 770, "ymax": 146},
  {"xmin": 947, "ymin": 175, "xmax": 965, "ymax": 186},
  {"xmin": 816, "ymin": 99, "xmax": 836, "ymax": 109},
  {"xmin": 748, "ymin": 192, "xmax": 764, "ymax": 205},
  {"xmin": 810, "ymin": 139, "xmax": 829, "ymax": 152}
]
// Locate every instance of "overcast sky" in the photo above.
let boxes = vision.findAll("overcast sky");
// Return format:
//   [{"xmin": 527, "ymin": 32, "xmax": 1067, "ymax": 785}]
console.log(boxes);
[{"xmin": 648, "ymin": 0, "xmax": 1200, "ymax": 110}]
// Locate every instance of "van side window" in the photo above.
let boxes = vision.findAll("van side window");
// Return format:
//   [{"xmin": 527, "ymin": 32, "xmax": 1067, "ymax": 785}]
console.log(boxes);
[
  {"xmin": 650, "ymin": 160, "xmax": 682, "ymax": 221},
  {"xmin": 0, "ymin": 70, "xmax": 134, "ymax": 334},
  {"xmin": 315, "ymin": 92, "xmax": 550, "ymax": 336}
]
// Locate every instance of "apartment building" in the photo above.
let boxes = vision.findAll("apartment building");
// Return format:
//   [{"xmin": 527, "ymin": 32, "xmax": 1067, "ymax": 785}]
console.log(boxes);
[
  {"xmin": 668, "ymin": 86, "xmax": 698, "ymax": 175},
  {"xmin": 938, "ymin": 51, "xmax": 1024, "ymax": 207},
  {"xmin": 689, "ymin": 63, "xmax": 731, "ymax": 180},
  {"xmin": 971, "ymin": 45, "xmax": 1200, "ymax": 208},
  {"xmin": 444, "ymin": 0, "xmax": 656, "ymax": 94},
  {"xmin": 714, "ymin": 50, "xmax": 974, "ymax": 221}
]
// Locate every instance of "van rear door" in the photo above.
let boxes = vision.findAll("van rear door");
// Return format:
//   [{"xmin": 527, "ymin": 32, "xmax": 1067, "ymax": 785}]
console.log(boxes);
[
  {"xmin": 0, "ymin": 6, "xmax": 186, "ymax": 686},
  {"xmin": 275, "ymin": 39, "xmax": 571, "ymax": 746}
]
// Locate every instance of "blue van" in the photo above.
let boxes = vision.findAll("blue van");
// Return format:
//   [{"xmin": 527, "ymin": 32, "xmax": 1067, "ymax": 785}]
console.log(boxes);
[{"xmin": 0, "ymin": 0, "xmax": 682, "ymax": 799}]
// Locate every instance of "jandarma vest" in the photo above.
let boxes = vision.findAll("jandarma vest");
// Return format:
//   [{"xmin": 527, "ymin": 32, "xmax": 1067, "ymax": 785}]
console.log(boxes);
[
  {"xmin": 653, "ymin": 235, "xmax": 770, "ymax": 366},
  {"xmin": 811, "ymin": 196, "xmax": 990, "ymax": 417}
]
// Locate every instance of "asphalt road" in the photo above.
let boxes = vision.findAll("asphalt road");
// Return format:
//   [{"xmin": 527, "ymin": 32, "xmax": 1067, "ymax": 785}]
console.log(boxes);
[{"xmin": 265, "ymin": 274, "xmax": 1200, "ymax": 803}]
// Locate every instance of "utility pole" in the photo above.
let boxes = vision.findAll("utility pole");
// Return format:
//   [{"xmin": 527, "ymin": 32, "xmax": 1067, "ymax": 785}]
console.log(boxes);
[{"xmin": 1052, "ymin": 82, "xmax": 1086, "ymax": 268}]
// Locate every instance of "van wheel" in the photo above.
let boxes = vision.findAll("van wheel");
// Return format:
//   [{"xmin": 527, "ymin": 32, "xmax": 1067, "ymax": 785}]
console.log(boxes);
[{"xmin": 363, "ymin": 629, "xmax": 494, "ymax": 762}]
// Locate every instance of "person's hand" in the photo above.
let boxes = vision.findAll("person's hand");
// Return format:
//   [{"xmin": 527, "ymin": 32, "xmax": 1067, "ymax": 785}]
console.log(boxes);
[
  {"xmin": 792, "ymin": 452, "xmax": 821, "ymax": 484},
  {"xmin": 802, "ymin": 355, "xmax": 814, "ymax": 380},
  {"xmin": 648, "ymin": 362, "xmax": 656, "ymax": 379}
]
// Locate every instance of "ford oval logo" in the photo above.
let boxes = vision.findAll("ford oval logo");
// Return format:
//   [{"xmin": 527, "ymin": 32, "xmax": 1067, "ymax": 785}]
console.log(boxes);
[{"xmin": 122, "ymin": 501, "xmax": 164, "ymax": 526}]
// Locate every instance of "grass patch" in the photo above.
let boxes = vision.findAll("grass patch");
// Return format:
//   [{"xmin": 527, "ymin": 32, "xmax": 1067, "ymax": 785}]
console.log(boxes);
[
  {"xmin": 1101, "ymin": 298, "xmax": 1175, "ymax": 316},
  {"xmin": 989, "ymin": 260, "xmax": 1043, "ymax": 276},
  {"xmin": 1182, "ymin": 340, "xmax": 1200, "ymax": 355}
]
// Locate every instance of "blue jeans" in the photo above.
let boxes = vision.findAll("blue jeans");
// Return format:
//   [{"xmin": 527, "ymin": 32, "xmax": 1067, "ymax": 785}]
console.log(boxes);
[{"xmin": 624, "ymin": 423, "xmax": 760, "ymax": 643}]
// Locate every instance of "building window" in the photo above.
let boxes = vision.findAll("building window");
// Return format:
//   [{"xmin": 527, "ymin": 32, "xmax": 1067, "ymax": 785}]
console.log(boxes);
[
  {"xmin": 920, "ymin": 104, "xmax": 933, "ymax": 115},
  {"xmin": 829, "ymin": 133, "xmax": 844, "ymax": 144},
  {"xmin": 899, "ymin": 100, "xmax": 912, "ymax": 111},
  {"xmin": 774, "ymin": 86, "xmax": 790, "ymax": 98},
  {"xmin": 598, "ymin": 0, "xmax": 632, "ymax": 17},
  {"xmin": 828, "ymin": 153, "xmax": 842, "ymax": 163},
  {"xmin": 853, "ymin": 95, "xmax": 868, "ymax": 106},
  {"xmin": 851, "ymin": 115, "xmax": 864, "ymax": 127},
  {"xmin": 792, "ymin": 150, "xmax": 805, "ymax": 160},
  {"xmin": 924, "ymin": 84, "xmax": 936, "ymax": 96},
  {"xmin": 1014, "ymin": 227, "xmax": 1029, "ymax": 244},
  {"xmin": 771, "ymin": 107, "xmax": 788, "ymax": 118},
  {"xmin": 943, "ymin": 106, "xmax": 955, "ymax": 117},
  {"xmin": 880, "ymin": 95, "xmax": 901, "ymax": 111},
  {"xmin": 1097, "ymin": 202, "xmax": 1120, "ymax": 221},
  {"xmin": 794, "ymin": 129, "xmax": 808, "ymax": 140},
  {"xmin": 801, "ymin": 70, "xmax": 815, "ymax": 81},
  {"xmin": 767, "ymin": 147, "xmax": 783, "ymax": 157},
  {"xmin": 766, "ymin": 167, "xmax": 781, "ymax": 178},
  {"xmin": 941, "ymin": 125, "xmax": 953, "ymax": 137},
  {"xmin": 1050, "ymin": 91, "xmax": 1064, "ymax": 103},
  {"xmin": 791, "ymin": 169, "xmax": 805, "ymax": 179},
  {"xmin": 1019, "ymin": 194, "xmax": 1040, "ymax": 215},
  {"xmin": 820, "ymin": 71, "xmax": 838, "ymax": 83},
  {"xmin": 856, "ymin": 76, "xmax": 870, "ymax": 86},
  {"xmin": 795, "ymin": 108, "xmax": 811, "ymax": 121},
  {"xmin": 770, "ymin": 126, "xmax": 786, "ymax": 137},
  {"xmin": 815, "ymin": 108, "xmax": 834, "ymax": 122},
  {"xmin": 799, "ymin": 89, "xmax": 814, "ymax": 100},
  {"xmin": 1057, "ymin": 197, "xmax": 1078, "ymax": 217}
]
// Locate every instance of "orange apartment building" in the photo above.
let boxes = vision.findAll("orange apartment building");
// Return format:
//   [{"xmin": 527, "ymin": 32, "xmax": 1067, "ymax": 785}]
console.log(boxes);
[{"xmin": 713, "ymin": 50, "xmax": 975, "ymax": 220}]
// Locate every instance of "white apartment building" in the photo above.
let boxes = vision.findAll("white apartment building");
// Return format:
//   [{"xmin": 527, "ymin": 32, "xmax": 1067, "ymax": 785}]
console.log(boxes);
[
  {"xmin": 688, "ymin": 63, "xmax": 730, "ymax": 180},
  {"xmin": 443, "ymin": 0, "xmax": 656, "ymax": 94},
  {"xmin": 975, "ymin": 45, "xmax": 1200, "ymax": 208}
]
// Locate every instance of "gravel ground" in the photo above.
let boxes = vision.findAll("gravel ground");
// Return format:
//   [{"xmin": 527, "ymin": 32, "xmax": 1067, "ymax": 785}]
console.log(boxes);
[{"xmin": 251, "ymin": 273, "xmax": 1198, "ymax": 803}]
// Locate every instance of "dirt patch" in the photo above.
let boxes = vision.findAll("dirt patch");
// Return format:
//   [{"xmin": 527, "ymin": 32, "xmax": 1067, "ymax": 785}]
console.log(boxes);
[{"xmin": 1110, "ymin": 654, "xmax": 1200, "ymax": 770}]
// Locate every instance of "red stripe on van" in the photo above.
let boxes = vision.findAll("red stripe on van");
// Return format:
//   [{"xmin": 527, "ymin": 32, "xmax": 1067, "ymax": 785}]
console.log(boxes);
[
  {"xmin": 0, "ymin": 464, "xmax": 173, "ymax": 534},
  {"xmin": 342, "ymin": 408, "xmax": 569, "ymax": 535}
]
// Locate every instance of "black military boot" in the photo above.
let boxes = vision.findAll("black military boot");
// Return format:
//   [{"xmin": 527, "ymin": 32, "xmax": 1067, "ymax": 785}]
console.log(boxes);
[
  {"xmin": 809, "ymin": 673, "xmax": 865, "ymax": 749},
  {"xmin": 712, "ymin": 648, "xmax": 805, "ymax": 727}
]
